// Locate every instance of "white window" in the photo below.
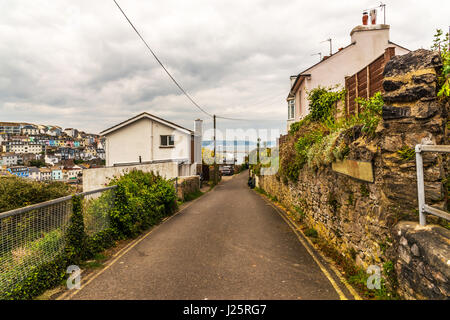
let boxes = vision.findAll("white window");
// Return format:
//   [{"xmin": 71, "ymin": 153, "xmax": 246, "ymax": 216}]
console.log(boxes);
[
  {"xmin": 160, "ymin": 135, "xmax": 175, "ymax": 147},
  {"xmin": 288, "ymin": 100, "xmax": 295, "ymax": 120}
]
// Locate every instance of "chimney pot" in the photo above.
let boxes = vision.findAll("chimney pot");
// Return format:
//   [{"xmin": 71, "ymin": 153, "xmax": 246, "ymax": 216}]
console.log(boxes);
[
  {"xmin": 370, "ymin": 9, "xmax": 377, "ymax": 25},
  {"xmin": 362, "ymin": 11, "xmax": 368, "ymax": 25}
]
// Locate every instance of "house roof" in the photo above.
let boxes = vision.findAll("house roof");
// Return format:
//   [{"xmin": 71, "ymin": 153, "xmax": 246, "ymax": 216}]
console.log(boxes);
[
  {"xmin": 288, "ymin": 42, "xmax": 356, "ymax": 99},
  {"xmin": 100, "ymin": 112, "xmax": 194, "ymax": 136}
]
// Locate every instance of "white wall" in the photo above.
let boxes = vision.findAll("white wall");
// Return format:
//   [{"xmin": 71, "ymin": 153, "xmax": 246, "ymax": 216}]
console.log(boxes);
[
  {"xmin": 106, "ymin": 118, "xmax": 152, "ymax": 166},
  {"xmin": 151, "ymin": 122, "xmax": 191, "ymax": 162},
  {"xmin": 83, "ymin": 162, "xmax": 178, "ymax": 192},
  {"xmin": 105, "ymin": 117, "xmax": 192, "ymax": 167}
]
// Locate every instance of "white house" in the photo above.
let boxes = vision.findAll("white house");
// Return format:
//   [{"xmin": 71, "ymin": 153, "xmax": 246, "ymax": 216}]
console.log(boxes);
[
  {"xmin": 287, "ymin": 19, "xmax": 410, "ymax": 130},
  {"xmin": 100, "ymin": 112, "xmax": 203, "ymax": 175},
  {"xmin": 0, "ymin": 153, "xmax": 20, "ymax": 166},
  {"xmin": 45, "ymin": 155, "xmax": 60, "ymax": 166}
]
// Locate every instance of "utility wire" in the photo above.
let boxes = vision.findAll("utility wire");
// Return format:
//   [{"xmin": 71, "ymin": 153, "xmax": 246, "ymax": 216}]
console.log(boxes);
[{"xmin": 113, "ymin": 0, "xmax": 213, "ymax": 118}]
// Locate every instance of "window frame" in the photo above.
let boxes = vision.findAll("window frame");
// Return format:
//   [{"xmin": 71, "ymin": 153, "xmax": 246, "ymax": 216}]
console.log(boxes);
[
  {"xmin": 160, "ymin": 135, "xmax": 175, "ymax": 147},
  {"xmin": 288, "ymin": 99, "xmax": 295, "ymax": 120}
]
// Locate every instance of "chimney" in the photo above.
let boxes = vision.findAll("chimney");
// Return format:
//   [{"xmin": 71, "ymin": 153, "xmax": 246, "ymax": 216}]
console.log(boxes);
[
  {"xmin": 194, "ymin": 119, "xmax": 203, "ymax": 165},
  {"xmin": 194, "ymin": 119, "xmax": 203, "ymax": 137},
  {"xmin": 362, "ymin": 11, "xmax": 368, "ymax": 25}
]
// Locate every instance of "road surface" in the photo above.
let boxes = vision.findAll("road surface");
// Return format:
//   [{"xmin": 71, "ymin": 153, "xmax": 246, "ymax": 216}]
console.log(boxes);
[{"xmin": 65, "ymin": 171, "xmax": 356, "ymax": 300}]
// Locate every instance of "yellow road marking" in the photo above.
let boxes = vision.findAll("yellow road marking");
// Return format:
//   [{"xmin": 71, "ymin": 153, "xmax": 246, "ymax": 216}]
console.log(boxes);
[
  {"xmin": 268, "ymin": 200, "xmax": 363, "ymax": 300},
  {"xmin": 256, "ymin": 191, "xmax": 362, "ymax": 300},
  {"xmin": 57, "ymin": 192, "xmax": 206, "ymax": 300},
  {"xmin": 270, "ymin": 204, "xmax": 348, "ymax": 300}
]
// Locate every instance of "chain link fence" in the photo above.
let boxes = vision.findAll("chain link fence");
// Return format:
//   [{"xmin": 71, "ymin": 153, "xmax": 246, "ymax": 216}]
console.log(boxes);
[{"xmin": 0, "ymin": 186, "xmax": 116, "ymax": 296}]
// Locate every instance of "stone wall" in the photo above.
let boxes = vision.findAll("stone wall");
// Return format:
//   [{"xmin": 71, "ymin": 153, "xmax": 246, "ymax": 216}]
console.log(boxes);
[
  {"xmin": 258, "ymin": 166, "xmax": 387, "ymax": 269},
  {"xmin": 176, "ymin": 176, "xmax": 200, "ymax": 200},
  {"xmin": 256, "ymin": 49, "xmax": 449, "ymax": 299},
  {"xmin": 393, "ymin": 221, "xmax": 449, "ymax": 299},
  {"xmin": 380, "ymin": 49, "xmax": 447, "ymax": 216}
]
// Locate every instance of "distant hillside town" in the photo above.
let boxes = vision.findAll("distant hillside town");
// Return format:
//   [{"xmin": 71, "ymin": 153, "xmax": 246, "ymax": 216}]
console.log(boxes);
[{"xmin": 0, "ymin": 121, "xmax": 105, "ymax": 184}]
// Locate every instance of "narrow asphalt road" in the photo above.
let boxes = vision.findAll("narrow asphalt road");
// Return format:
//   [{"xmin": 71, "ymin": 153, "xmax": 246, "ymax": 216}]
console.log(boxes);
[{"xmin": 68, "ymin": 171, "xmax": 347, "ymax": 300}]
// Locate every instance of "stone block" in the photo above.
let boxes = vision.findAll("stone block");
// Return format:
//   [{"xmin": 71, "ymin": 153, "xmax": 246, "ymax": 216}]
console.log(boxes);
[
  {"xmin": 383, "ymin": 85, "xmax": 436, "ymax": 103},
  {"xmin": 383, "ymin": 49, "xmax": 442, "ymax": 78},
  {"xmin": 383, "ymin": 79, "xmax": 405, "ymax": 92}
]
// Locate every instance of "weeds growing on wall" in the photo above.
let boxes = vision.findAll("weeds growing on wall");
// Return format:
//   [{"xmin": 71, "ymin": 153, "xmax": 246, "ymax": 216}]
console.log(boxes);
[
  {"xmin": 397, "ymin": 146, "xmax": 416, "ymax": 161},
  {"xmin": 432, "ymin": 29, "xmax": 450, "ymax": 98},
  {"xmin": 280, "ymin": 87, "xmax": 384, "ymax": 182}
]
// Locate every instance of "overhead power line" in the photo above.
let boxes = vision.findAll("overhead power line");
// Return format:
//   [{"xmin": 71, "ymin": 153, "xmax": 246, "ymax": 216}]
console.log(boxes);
[{"xmin": 112, "ymin": 0, "xmax": 213, "ymax": 118}]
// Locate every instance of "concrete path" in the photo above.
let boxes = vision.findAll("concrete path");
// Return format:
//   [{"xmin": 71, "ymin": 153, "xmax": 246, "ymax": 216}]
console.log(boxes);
[{"xmin": 66, "ymin": 171, "xmax": 355, "ymax": 300}]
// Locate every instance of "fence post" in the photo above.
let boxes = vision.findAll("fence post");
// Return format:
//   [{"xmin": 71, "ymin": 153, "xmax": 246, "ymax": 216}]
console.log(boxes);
[{"xmin": 415, "ymin": 144, "xmax": 426, "ymax": 226}]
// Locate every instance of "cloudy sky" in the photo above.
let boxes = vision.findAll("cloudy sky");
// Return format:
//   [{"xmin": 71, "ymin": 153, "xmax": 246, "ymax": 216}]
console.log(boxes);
[{"xmin": 1, "ymin": 0, "xmax": 449, "ymax": 138}]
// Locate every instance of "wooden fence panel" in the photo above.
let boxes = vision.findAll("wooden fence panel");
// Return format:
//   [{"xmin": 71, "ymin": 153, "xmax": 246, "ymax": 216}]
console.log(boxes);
[{"xmin": 344, "ymin": 47, "xmax": 396, "ymax": 116}]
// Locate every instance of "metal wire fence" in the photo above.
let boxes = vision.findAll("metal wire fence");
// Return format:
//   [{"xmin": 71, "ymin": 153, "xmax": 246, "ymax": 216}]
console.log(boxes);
[
  {"xmin": 83, "ymin": 188, "xmax": 116, "ymax": 236},
  {"xmin": 0, "ymin": 186, "xmax": 117, "ymax": 296}
]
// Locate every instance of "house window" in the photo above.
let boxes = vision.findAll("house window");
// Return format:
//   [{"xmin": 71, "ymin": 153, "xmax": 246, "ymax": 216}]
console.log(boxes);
[
  {"xmin": 288, "ymin": 100, "xmax": 295, "ymax": 120},
  {"xmin": 160, "ymin": 135, "xmax": 175, "ymax": 147}
]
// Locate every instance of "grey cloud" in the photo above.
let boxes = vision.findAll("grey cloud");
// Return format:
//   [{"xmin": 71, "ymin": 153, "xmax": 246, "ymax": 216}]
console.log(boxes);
[{"xmin": 0, "ymin": 0, "xmax": 449, "ymax": 134}]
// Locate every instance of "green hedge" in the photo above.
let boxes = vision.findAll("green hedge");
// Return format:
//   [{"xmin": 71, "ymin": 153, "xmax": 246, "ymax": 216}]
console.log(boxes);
[
  {"xmin": 108, "ymin": 170, "xmax": 177, "ymax": 238},
  {"xmin": 0, "ymin": 170, "xmax": 177, "ymax": 300},
  {"xmin": 0, "ymin": 176, "xmax": 73, "ymax": 213}
]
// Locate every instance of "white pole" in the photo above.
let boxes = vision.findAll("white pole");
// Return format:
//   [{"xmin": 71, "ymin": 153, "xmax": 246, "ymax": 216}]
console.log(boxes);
[{"xmin": 415, "ymin": 144, "xmax": 426, "ymax": 226}]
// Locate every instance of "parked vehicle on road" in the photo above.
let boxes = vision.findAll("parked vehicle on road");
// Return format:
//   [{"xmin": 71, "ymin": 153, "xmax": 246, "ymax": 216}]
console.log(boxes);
[{"xmin": 219, "ymin": 165, "xmax": 234, "ymax": 176}]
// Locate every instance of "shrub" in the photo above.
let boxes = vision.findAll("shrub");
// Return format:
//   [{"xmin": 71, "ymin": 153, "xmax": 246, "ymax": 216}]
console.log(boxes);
[
  {"xmin": 304, "ymin": 228, "xmax": 318, "ymax": 238},
  {"xmin": 354, "ymin": 92, "xmax": 384, "ymax": 136},
  {"xmin": 64, "ymin": 195, "xmax": 89, "ymax": 264},
  {"xmin": 108, "ymin": 170, "xmax": 177, "ymax": 238},
  {"xmin": 289, "ymin": 115, "xmax": 312, "ymax": 135}
]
